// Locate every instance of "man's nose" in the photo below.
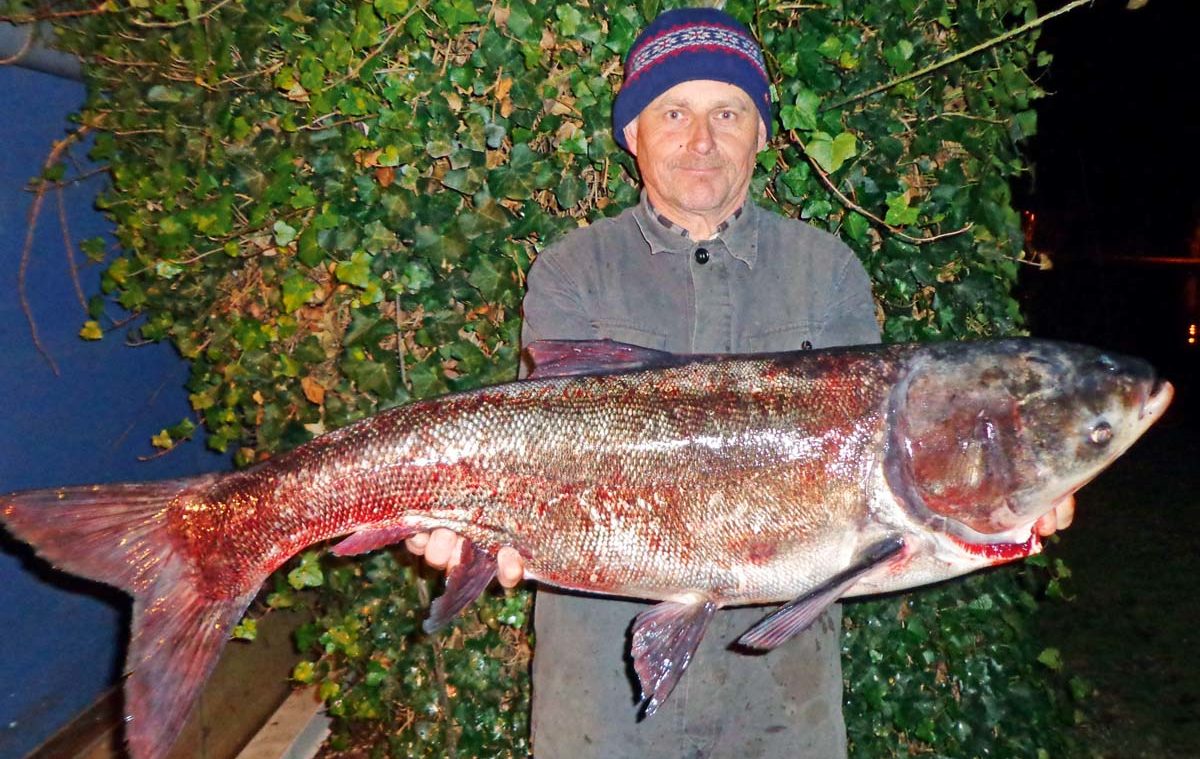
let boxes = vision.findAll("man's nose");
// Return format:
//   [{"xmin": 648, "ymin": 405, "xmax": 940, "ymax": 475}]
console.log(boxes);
[{"xmin": 687, "ymin": 117, "xmax": 715, "ymax": 154}]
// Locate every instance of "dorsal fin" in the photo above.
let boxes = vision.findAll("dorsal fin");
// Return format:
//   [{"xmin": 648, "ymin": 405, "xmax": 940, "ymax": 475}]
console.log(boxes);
[{"xmin": 526, "ymin": 339, "xmax": 679, "ymax": 379}]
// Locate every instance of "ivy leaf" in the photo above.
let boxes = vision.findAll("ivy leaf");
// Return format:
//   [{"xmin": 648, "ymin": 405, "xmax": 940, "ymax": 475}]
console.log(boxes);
[
  {"xmin": 605, "ymin": 12, "xmax": 636, "ymax": 53},
  {"xmin": 555, "ymin": 175, "xmax": 587, "ymax": 210},
  {"xmin": 335, "ymin": 250, "xmax": 373, "ymax": 288},
  {"xmin": 376, "ymin": 0, "xmax": 409, "ymax": 17},
  {"xmin": 467, "ymin": 255, "xmax": 509, "ymax": 301},
  {"xmin": 885, "ymin": 192, "xmax": 922, "ymax": 226},
  {"xmin": 81, "ymin": 236, "xmax": 107, "ymax": 262},
  {"xmin": 506, "ymin": 2, "xmax": 535, "ymax": 40},
  {"xmin": 274, "ymin": 220, "xmax": 298, "ymax": 246},
  {"xmin": 817, "ymin": 35, "xmax": 842, "ymax": 59},
  {"xmin": 426, "ymin": 138, "xmax": 454, "ymax": 158},
  {"xmin": 884, "ymin": 39, "xmax": 916, "ymax": 74},
  {"xmin": 843, "ymin": 211, "xmax": 870, "ymax": 243},
  {"xmin": 1011, "ymin": 110, "xmax": 1038, "ymax": 140},
  {"xmin": 555, "ymin": 5, "xmax": 583, "ymax": 36},
  {"xmin": 290, "ymin": 185, "xmax": 318, "ymax": 209},
  {"xmin": 805, "ymin": 131, "xmax": 857, "ymax": 174},
  {"xmin": 780, "ymin": 164, "xmax": 811, "ymax": 198},
  {"xmin": 432, "ymin": 0, "xmax": 478, "ymax": 28},
  {"xmin": 297, "ymin": 227, "xmax": 324, "ymax": 268},
  {"xmin": 401, "ymin": 260, "xmax": 435, "ymax": 292},
  {"xmin": 79, "ymin": 320, "xmax": 104, "ymax": 340},
  {"xmin": 443, "ymin": 167, "xmax": 485, "ymax": 195},
  {"xmin": 287, "ymin": 551, "xmax": 324, "ymax": 589},
  {"xmin": 292, "ymin": 660, "xmax": 316, "ymax": 684},
  {"xmin": 146, "ymin": 85, "xmax": 182, "ymax": 104},
  {"xmin": 343, "ymin": 357, "xmax": 397, "ymax": 396},
  {"xmin": 231, "ymin": 618, "xmax": 258, "ymax": 641},
  {"xmin": 282, "ymin": 272, "xmax": 318, "ymax": 313},
  {"xmin": 362, "ymin": 220, "xmax": 398, "ymax": 253},
  {"xmin": 830, "ymin": 132, "xmax": 858, "ymax": 169},
  {"xmin": 485, "ymin": 123, "xmax": 506, "ymax": 149},
  {"xmin": 407, "ymin": 360, "xmax": 445, "ymax": 399},
  {"xmin": 1037, "ymin": 647, "xmax": 1063, "ymax": 671},
  {"xmin": 801, "ymin": 198, "xmax": 833, "ymax": 220}
]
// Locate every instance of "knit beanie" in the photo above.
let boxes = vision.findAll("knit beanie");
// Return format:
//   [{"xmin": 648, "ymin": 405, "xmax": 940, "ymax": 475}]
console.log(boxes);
[{"xmin": 613, "ymin": 7, "xmax": 772, "ymax": 151}]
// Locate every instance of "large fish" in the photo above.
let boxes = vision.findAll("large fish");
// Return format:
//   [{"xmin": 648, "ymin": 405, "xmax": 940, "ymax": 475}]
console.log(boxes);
[{"xmin": 1, "ymin": 338, "xmax": 1171, "ymax": 758}]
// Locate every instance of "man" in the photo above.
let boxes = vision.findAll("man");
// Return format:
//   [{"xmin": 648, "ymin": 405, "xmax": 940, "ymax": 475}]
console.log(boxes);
[{"xmin": 408, "ymin": 7, "xmax": 1073, "ymax": 756}]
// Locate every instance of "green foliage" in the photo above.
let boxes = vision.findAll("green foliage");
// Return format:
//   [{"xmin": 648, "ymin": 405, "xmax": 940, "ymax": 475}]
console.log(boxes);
[
  {"xmin": 12, "ymin": 0, "xmax": 1078, "ymax": 755},
  {"xmin": 844, "ymin": 556, "xmax": 1084, "ymax": 758}
]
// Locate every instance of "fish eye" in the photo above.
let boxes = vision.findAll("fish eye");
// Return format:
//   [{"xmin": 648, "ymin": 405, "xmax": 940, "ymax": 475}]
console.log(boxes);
[{"xmin": 1089, "ymin": 421, "xmax": 1113, "ymax": 446}]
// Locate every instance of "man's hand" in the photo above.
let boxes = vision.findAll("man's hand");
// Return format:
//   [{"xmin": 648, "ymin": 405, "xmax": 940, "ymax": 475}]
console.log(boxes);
[
  {"xmin": 1034, "ymin": 495, "xmax": 1076, "ymax": 537},
  {"xmin": 405, "ymin": 528, "xmax": 525, "ymax": 588}
]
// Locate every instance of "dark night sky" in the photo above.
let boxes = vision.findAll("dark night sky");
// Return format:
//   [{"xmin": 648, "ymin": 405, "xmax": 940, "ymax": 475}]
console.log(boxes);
[{"xmin": 1022, "ymin": 0, "xmax": 1199, "ymax": 259}]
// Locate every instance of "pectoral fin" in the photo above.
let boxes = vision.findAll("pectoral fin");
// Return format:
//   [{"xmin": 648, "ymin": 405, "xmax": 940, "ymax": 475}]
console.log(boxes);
[
  {"xmin": 738, "ymin": 536, "xmax": 905, "ymax": 651},
  {"xmin": 330, "ymin": 524, "xmax": 420, "ymax": 556},
  {"xmin": 630, "ymin": 598, "xmax": 718, "ymax": 718},
  {"xmin": 423, "ymin": 540, "xmax": 498, "ymax": 633}
]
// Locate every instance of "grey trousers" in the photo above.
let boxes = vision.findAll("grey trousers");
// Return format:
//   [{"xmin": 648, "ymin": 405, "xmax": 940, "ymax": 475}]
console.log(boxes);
[{"xmin": 530, "ymin": 589, "xmax": 848, "ymax": 759}]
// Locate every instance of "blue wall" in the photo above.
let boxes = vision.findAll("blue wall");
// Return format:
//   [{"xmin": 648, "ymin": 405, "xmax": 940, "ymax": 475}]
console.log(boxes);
[{"xmin": 0, "ymin": 66, "xmax": 221, "ymax": 758}]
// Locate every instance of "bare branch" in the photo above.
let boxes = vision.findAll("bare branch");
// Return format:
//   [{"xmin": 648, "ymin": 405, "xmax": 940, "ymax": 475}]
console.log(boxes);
[
  {"xmin": 18, "ymin": 126, "xmax": 93, "ymax": 375},
  {"xmin": 827, "ymin": 0, "xmax": 1095, "ymax": 111},
  {"xmin": 127, "ymin": 0, "xmax": 236, "ymax": 28},
  {"xmin": 789, "ymin": 129, "xmax": 974, "ymax": 245}
]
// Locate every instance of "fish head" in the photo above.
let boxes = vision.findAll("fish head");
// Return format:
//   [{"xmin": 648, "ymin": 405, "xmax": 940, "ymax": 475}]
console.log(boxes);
[{"xmin": 886, "ymin": 339, "xmax": 1173, "ymax": 541}]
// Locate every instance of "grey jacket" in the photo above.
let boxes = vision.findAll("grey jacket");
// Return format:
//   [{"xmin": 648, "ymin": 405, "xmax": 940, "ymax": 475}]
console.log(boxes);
[
  {"xmin": 520, "ymin": 196, "xmax": 879, "ymax": 759},
  {"xmin": 522, "ymin": 196, "xmax": 879, "ymax": 355}
]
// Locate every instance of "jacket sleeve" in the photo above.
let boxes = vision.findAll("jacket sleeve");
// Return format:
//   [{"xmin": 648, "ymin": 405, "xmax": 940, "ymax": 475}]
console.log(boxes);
[
  {"xmin": 818, "ymin": 251, "xmax": 881, "ymax": 347},
  {"xmin": 519, "ymin": 247, "xmax": 599, "ymax": 377},
  {"xmin": 521, "ymin": 241, "xmax": 605, "ymax": 344}
]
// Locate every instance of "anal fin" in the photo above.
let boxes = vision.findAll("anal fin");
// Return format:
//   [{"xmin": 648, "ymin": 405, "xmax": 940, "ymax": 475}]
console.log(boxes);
[
  {"xmin": 423, "ymin": 540, "xmax": 498, "ymax": 633},
  {"xmin": 630, "ymin": 598, "xmax": 717, "ymax": 718},
  {"xmin": 738, "ymin": 536, "xmax": 904, "ymax": 651}
]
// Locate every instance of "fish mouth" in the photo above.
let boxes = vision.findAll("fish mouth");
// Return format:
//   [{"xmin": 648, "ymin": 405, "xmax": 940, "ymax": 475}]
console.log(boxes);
[
  {"xmin": 947, "ymin": 530, "xmax": 1042, "ymax": 563},
  {"xmin": 1141, "ymin": 378, "xmax": 1174, "ymax": 423}
]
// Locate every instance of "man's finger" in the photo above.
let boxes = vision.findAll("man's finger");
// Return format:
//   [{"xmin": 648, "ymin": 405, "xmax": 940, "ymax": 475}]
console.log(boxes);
[
  {"xmin": 1035, "ymin": 509, "xmax": 1057, "ymax": 537},
  {"xmin": 1056, "ymin": 495, "xmax": 1076, "ymax": 531},
  {"xmin": 1035, "ymin": 495, "xmax": 1077, "ymax": 537},
  {"xmin": 496, "ymin": 547, "xmax": 525, "ymax": 588},
  {"xmin": 405, "ymin": 531, "xmax": 431, "ymax": 555},
  {"xmin": 425, "ymin": 528, "xmax": 461, "ymax": 569}
]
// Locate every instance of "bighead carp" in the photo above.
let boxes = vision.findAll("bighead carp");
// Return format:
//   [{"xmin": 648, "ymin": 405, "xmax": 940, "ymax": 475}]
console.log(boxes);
[{"xmin": 2, "ymin": 338, "xmax": 1171, "ymax": 758}]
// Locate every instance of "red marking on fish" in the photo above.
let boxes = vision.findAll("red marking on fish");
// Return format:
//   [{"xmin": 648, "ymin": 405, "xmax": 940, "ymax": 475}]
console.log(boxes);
[{"xmin": 950, "ymin": 532, "xmax": 1041, "ymax": 563}]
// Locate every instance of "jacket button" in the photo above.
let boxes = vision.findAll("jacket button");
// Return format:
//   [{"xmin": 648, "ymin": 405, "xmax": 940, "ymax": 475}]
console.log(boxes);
[{"xmin": 694, "ymin": 247, "xmax": 710, "ymax": 264}]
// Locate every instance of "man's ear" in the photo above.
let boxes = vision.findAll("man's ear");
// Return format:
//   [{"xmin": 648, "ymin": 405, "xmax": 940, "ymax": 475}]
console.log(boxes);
[
  {"xmin": 623, "ymin": 121, "xmax": 639, "ymax": 156},
  {"xmin": 757, "ymin": 119, "xmax": 767, "ymax": 151}
]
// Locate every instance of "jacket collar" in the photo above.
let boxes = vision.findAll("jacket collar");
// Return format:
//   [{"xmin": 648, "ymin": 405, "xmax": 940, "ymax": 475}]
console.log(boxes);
[{"xmin": 632, "ymin": 191, "xmax": 760, "ymax": 269}]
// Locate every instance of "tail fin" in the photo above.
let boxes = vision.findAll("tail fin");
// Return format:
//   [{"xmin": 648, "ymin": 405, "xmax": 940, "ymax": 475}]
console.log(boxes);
[{"xmin": 2, "ymin": 477, "xmax": 256, "ymax": 759}]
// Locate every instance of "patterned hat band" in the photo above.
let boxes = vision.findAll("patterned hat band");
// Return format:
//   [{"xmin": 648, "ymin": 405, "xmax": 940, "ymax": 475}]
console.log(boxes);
[
  {"xmin": 625, "ymin": 22, "xmax": 769, "ymax": 86},
  {"xmin": 613, "ymin": 8, "xmax": 773, "ymax": 151}
]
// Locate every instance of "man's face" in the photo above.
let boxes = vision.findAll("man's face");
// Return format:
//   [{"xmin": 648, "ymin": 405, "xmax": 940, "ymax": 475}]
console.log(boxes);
[{"xmin": 624, "ymin": 80, "xmax": 766, "ymax": 230}]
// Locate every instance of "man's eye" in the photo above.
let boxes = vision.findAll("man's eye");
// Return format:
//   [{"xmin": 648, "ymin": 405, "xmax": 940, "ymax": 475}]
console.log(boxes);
[
  {"xmin": 666, "ymin": 110, "xmax": 683, "ymax": 120},
  {"xmin": 718, "ymin": 110, "xmax": 736, "ymax": 120}
]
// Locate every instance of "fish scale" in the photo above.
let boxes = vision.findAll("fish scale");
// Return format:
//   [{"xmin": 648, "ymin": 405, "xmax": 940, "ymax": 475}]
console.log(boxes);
[{"xmin": 2, "ymin": 337, "xmax": 1172, "ymax": 758}]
